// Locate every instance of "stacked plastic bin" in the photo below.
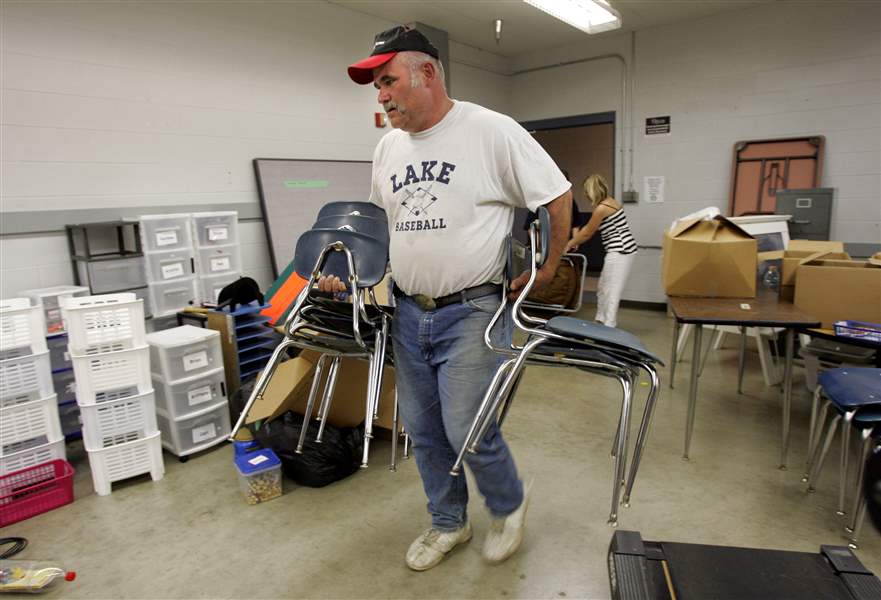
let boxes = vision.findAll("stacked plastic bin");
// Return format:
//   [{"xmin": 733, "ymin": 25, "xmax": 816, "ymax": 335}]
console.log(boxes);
[
  {"xmin": 146, "ymin": 325, "xmax": 230, "ymax": 461},
  {"xmin": 19, "ymin": 285, "xmax": 90, "ymax": 440},
  {"xmin": 0, "ymin": 298, "xmax": 64, "ymax": 476},
  {"xmin": 191, "ymin": 211, "xmax": 242, "ymax": 304},
  {"xmin": 62, "ymin": 293, "xmax": 164, "ymax": 495},
  {"xmin": 139, "ymin": 214, "xmax": 198, "ymax": 319}
]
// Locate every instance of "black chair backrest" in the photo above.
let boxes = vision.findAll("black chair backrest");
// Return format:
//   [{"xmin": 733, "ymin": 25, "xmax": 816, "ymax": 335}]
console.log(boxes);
[
  {"xmin": 293, "ymin": 229, "xmax": 388, "ymax": 288},
  {"xmin": 313, "ymin": 215, "xmax": 389, "ymax": 242},
  {"xmin": 317, "ymin": 202, "xmax": 387, "ymax": 222},
  {"xmin": 536, "ymin": 206, "xmax": 551, "ymax": 267}
]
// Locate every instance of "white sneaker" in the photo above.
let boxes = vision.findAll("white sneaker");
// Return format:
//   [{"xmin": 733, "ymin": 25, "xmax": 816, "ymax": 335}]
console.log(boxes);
[
  {"xmin": 482, "ymin": 480, "xmax": 533, "ymax": 564},
  {"xmin": 405, "ymin": 522, "xmax": 473, "ymax": 571}
]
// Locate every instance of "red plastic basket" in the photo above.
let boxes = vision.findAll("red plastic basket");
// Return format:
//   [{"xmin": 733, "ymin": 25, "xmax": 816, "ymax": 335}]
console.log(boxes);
[{"xmin": 0, "ymin": 459, "xmax": 75, "ymax": 527}]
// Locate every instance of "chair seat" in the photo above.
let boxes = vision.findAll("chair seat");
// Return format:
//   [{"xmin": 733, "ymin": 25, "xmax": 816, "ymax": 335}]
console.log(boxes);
[
  {"xmin": 537, "ymin": 343, "xmax": 632, "ymax": 369},
  {"xmin": 818, "ymin": 368, "xmax": 881, "ymax": 409},
  {"xmin": 546, "ymin": 316, "xmax": 664, "ymax": 365}
]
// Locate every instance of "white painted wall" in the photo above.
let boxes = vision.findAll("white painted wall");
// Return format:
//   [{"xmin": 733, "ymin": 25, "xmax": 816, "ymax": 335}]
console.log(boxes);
[
  {"xmin": 509, "ymin": 0, "xmax": 881, "ymax": 302},
  {"xmin": 0, "ymin": 0, "xmax": 509, "ymax": 298}
]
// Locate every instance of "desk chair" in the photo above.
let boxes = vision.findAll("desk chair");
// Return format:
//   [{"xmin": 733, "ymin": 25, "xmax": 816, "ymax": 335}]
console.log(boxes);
[
  {"xmin": 230, "ymin": 224, "xmax": 396, "ymax": 468},
  {"xmin": 317, "ymin": 201, "xmax": 388, "ymax": 222},
  {"xmin": 450, "ymin": 208, "xmax": 664, "ymax": 526},
  {"xmin": 803, "ymin": 368, "xmax": 881, "ymax": 547}
]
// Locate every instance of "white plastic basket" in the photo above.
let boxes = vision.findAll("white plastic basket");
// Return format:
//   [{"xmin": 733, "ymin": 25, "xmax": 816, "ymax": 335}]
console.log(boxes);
[
  {"xmin": 0, "ymin": 394, "xmax": 61, "ymax": 456},
  {"xmin": 62, "ymin": 293, "xmax": 146, "ymax": 355},
  {"xmin": 80, "ymin": 391, "xmax": 158, "ymax": 451},
  {"xmin": 0, "ymin": 298, "xmax": 48, "ymax": 358},
  {"xmin": 0, "ymin": 351, "xmax": 53, "ymax": 406},
  {"xmin": 71, "ymin": 345, "xmax": 151, "ymax": 405},
  {"xmin": 146, "ymin": 325, "xmax": 222, "ymax": 383},
  {"xmin": 0, "ymin": 437, "xmax": 66, "ymax": 477},
  {"xmin": 86, "ymin": 431, "xmax": 164, "ymax": 496},
  {"xmin": 155, "ymin": 401, "xmax": 230, "ymax": 457},
  {"xmin": 19, "ymin": 285, "xmax": 90, "ymax": 335}
]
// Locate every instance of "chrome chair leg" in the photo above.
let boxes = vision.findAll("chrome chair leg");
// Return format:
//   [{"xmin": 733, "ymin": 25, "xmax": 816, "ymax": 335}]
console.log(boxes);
[
  {"xmin": 846, "ymin": 497, "xmax": 868, "ymax": 550},
  {"xmin": 449, "ymin": 358, "xmax": 517, "ymax": 476},
  {"xmin": 846, "ymin": 431, "xmax": 874, "ymax": 534},
  {"xmin": 497, "ymin": 368, "xmax": 526, "ymax": 428},
  {"xmin": 807, "ymin": 412, "xmax": 842, "ymax": 492},
  {"xmin": 805, "ymin": 386, "xmax": 824, "ymax": 477},
  {"xmin": 361, "ymin": 352, "xmax": 378, "ymax": 468},
  {"xmin": 402, "ymin": 430, "xmax": 411, "ymax": 459},
  {"xmin": 390, "ymin": 388, "xmax": 399, "ymax": 471},
  {"xmin": 296, "ymin": 354, "xmax": 328, "ymax": 453},
  {"xmin": 315, "ymin": 356, "xmax": 341, "ymax": 443},
  {"xmin": 623, "ymin": 363, "xmax": 660, "ymax": 507},
  {"xmin": 609, "ymin": 374, "xmax": 634, "ymax": 527},
  {"xmin": 837, "ymin": 411, "xmax": 855, "ymax": 515},
  {"xmin": 804, "ymin": 400, "xmax": 832, "ymax": 483},
  {"xmin": 228, "ymin": 339, "xmax": 298, "ymax": 441}
]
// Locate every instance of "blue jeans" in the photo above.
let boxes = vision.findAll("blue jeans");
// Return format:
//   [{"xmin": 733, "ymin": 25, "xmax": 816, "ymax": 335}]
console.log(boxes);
[{"xmin": 391, "ymin": 293, "xmax": 524, "ymax": 532}]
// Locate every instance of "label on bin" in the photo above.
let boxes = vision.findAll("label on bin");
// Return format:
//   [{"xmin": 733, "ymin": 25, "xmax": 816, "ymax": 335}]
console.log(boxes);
[
  {"xmin": 192, "ymin": 423, "xmax": 217, "ymax": 444},
  {"xmin": 187, "ymin": 385, "xmax": 213, "ymax": 406},
  {"xmin": 208, "ymin": 226, "xmax": 229, "ymax": 241},
  {"xmin": 156, "ymin": 230, "xmax": 179, "ymax": 246},
  {"xmin": 210, "ymin": 256, "xmax": 231, "ymax": 272},
  {"xmin": 161, "ymin": 262, "xmax": 185, "ymax": 279},
  {"xmin": 248, "ymin": 455, "xmax": 269, "ymax": 466},
  {"xmin": 183, "ymin": 350, "xmax": 208, "ymax": 372}
]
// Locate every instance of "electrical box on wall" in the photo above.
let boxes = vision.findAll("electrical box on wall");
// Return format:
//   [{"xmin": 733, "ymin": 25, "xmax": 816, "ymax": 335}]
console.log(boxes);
[{"xmin": 622, "ymin": 190, "xmax": 639, "ymax": 203}]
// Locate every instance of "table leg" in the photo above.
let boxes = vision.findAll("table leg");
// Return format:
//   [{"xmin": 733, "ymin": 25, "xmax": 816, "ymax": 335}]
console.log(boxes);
[
  {"xmin": 669, "ymin": 319, "xmax": 681, "ymax": 389},
  {"xmin": 737, "ymin": 326, "xmax": 747, "ymax": 394},
  {"xmin": 779, "ymin": 328, "xmax": 795, "ymax": 470},
  {"xmin": 684, "ymin": 323, "xmax": 702, "ymax": 461}
]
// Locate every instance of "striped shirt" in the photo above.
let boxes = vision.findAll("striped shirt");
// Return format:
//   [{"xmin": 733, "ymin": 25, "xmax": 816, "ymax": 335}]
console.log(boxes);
[{"xmin": 598, "ymin": 207, "xmax": 638, "ymax": 254}]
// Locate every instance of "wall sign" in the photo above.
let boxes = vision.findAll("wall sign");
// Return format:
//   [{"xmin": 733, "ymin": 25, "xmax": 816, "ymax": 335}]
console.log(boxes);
[
  {"xmin": 643, "ymin": 176, "xmax": 665, "ymax": 204},
  {"xmin": 645, "ymin": 116, "xmax": 671, "ymax": 136}
]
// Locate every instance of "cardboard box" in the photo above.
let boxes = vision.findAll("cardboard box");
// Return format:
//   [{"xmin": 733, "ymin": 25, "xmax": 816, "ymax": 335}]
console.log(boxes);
[
  {"xmin": 662, "ymin": 216, "xmax": 757, "ymax": 298},
  {"xmin": 757, "ymin": 243, "xmax": 851, "ymax": 301},
  {"xmin": 794, "ymin": 258, "xmax": 881, "ymax": 328},
  {"xmin": 245, "ymin": 349, "xmax": 398, "ymax": 431}
]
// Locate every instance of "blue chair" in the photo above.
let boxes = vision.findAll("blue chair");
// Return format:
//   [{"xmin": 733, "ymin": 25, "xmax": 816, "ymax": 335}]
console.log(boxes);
[
  {"xmin": 317, "ymin": 201, "xmax": 387, "ymax": 222},
  {"xmin": 803, "ymin": 368, "xmax": 881, "ymax": 548},
  {"xmin": 450, "ymin": 207, "xmax": 663, "ymax": 526}
]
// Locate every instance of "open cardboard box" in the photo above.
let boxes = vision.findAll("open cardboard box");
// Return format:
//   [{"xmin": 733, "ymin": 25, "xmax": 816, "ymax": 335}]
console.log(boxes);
[
  {"xmin": 758, "ymin": 240, "xmax": 850, "ymax": 301},
  {"xmin": 662, "ymin": 215, "xmax": 757, "ymax": 298},
  {"xmin": 245, "ymin": 349, "xmax": 398, "ymax": 431},
  {"xmin": 794, "ymin": 258, "xmax": 881, "ymax": 328}
]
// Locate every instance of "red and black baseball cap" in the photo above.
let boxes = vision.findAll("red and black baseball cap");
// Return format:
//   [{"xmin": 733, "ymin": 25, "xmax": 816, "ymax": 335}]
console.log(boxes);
[{"xmin": 348, "ymin": 26, "xmax": 439, "ymax": 85}]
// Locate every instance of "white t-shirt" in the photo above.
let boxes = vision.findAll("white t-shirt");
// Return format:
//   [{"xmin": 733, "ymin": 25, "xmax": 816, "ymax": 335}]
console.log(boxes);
[{"xmin": 369, "ymin": 100, "xmax": 570, "ymax": 298}]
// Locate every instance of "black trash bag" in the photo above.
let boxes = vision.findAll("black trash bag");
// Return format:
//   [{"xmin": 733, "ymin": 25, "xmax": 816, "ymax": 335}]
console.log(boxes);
[{"xmin": 253, "ymin": 410, "xmax": 363, "ymax": 488}]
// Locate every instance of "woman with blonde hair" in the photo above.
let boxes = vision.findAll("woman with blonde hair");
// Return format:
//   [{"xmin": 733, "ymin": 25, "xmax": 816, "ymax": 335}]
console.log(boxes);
[{"xmin": 565, "ymin": 174, "xmax": 637, "ymax": 327}]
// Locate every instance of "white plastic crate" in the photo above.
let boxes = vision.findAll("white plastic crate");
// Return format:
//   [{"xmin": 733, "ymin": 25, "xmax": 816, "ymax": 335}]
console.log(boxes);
[
  {"xmin": 146, "ymin": 325, "xmax": 222, "ymax": 383},
  {"xmin": 0, "ymin": 394, "xmax": 61, "ymax": 456},
  {"xmin": 80, "ymin": 391, "xmax": 158, "ymax": 451},
  {"xmin": 86, "ymin": 431, "xmax": 164, "ymax": 496},
  {"xmin": 198, "ymin": 273, "xmax": 241, "ymax": 304},
  {"xmin": 144, "ymin": 249, "xmax": 195, "ymax": 283},
  {"xmin": 0, "ymin": 437, "xmax": 66, "ymax": 477},
  {"xmin": 19, "ymin": 285, "xmax": 90, "ymax": 335},
  {"xmin": 0, "ymin": 298, "xmax": 47, "ymax": 358},
  {"xmin": 192, "ymin": 211, "xmax": 238, "ymax": 248},
  {"xmin": 196, "ymin": 244, "xmax": 241, "ymax": 277},
  {"xmin": 62, "ymin": 293, "xmax": 146, "ymax": 355},
  {"xmin": 148, "ymin": 278, "xmax": 197, "ymax": 318},
  {"xmin": 0, "ymin": 351, "xmax": 53, "ymax": 407},
  {"xmin": 156, "ymin": 401, "xmax": 230, "ymax": 457},
  {"xmin": 76, "ymin": 256, "xmax": 147, "ymax": 293},
  {"xmin": 152, "ymin": 367, "xmax": 226, "ymax": 418},
  {"xmin": 139, "ymin": 214, "xmax": 193, "ymax": 253},
  {"xmin": 71, "ymin": 345, "xmax": 151, "ymax": 405}
]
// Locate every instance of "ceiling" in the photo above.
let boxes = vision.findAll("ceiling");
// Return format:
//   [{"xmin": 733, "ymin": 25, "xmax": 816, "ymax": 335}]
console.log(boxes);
[{"xmin": 330, "ymin": 0, "xmax": 773, "ymax": 57}]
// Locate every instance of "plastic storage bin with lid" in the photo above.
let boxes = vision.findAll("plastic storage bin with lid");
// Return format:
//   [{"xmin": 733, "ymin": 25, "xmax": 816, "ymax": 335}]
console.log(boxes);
[
  {"xmin": 155, "ymin": 401, "xmax": 230, "ymax": 458},
  {"xmin": 152, "ymin": 367, "xmax": 226, "ymax": 418},
  {"xmin": 18, "ymin": 286, "xmax": 89, "ymax": 335},
  {"xmin": 144, "ymin": 249, "xmax": 195, "ymax": 283},
  {"xmin": 196, "ymin": 245, "xmax": 241, "ymax": 277},
  {"xmin": 146, "ymin": 325, "xmax": 222, "ymax": 382},
  {"xmin": 192, "ymin": 211, "xmax": 238, "ymax": 247},
  {"xmin": 76, "ymin": 256, "xmax": 146, "ymax": 294},
  {"xmin": 234, "ymin": 447, "xmax": 282, "ymax": 504},
  {"xmin": 148, "ymin": 278, "xmax": 197, "ymax": 318},
  {"xmin": 199, "ymin": 273, "xmax": 241, "ymax": 304},
  {"xmin": 139, "ymin": 214, "xmax": 192, "ymax": 253}
]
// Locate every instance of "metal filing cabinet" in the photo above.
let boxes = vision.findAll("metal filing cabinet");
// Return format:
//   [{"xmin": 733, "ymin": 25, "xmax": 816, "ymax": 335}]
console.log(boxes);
[{"xmin": 775, "ymin": 188, "xmax": 833, "ymax": 241}]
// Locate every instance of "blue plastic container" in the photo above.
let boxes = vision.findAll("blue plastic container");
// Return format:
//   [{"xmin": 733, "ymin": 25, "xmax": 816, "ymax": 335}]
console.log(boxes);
[{"xmin": 234, "ymin": 448, "xmax": 281, "ymax": 504}]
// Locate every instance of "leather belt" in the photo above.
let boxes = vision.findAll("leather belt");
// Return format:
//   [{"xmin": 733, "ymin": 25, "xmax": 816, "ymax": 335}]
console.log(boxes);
[{"xmin": 393, "ymin": 282, "xmax": 502, "ymax": 311}]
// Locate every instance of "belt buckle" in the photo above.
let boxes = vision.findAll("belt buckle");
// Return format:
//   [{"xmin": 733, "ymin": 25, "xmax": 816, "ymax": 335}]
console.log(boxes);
[{"xmin": 413, "ymin": 294, "xmax": 437, "ymax": 311}]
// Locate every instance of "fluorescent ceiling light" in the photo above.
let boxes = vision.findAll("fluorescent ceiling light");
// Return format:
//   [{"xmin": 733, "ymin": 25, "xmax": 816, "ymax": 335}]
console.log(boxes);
[{"xmin": 524, "ymin": 0, "xmax": 622, "ymax": 34}]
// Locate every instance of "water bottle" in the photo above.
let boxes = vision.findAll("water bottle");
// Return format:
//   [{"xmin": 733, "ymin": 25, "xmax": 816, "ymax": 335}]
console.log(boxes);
[
  {"xmin": 0, "ymin": 560, "xmax": 76, "ymax": 593},
  {"xmin": 762, "ymin": 265, "xmax": 780, "ymax": 291}
]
